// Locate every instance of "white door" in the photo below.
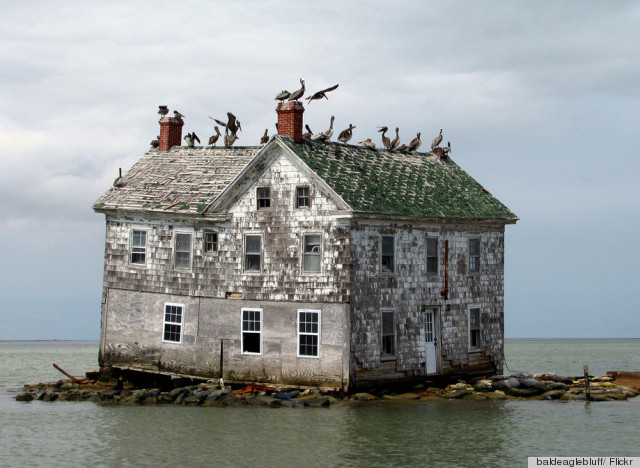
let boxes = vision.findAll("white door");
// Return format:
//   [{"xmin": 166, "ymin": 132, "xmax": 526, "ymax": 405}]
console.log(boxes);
[{"xmin": 425, "ymin": 308, "xmax": 437, "ymax": 374}]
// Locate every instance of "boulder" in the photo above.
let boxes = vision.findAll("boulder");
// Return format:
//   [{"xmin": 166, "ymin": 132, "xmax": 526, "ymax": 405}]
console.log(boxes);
[
  {"xmin": 519, "ymin": 378, "xmax": 547, "ymax": 392},
  {"xmin": 473, "ymin": 380, "xmax": 493, "ymax": 392},
  {"xmin": 559, "ymin": 393, "xmax": 586, "ymax": 401},
  {"xmin": 443, "ymin": 388, "xmax": 469, "ymax": 399},
  {"xmin": 351, "ymin": 393, "xmax": 377, "ymax": 401},
  {"xmin": 493, "ymin": 377, "xmax": 520, "ymax": 390},
  {"xmin": 16, "ymin": 393, "xmax": 35, "ymax": 402},
  {"xmin": 540, "ymin": 390, "xmax": 566, "ymax": 400},
  {"xmin": 484, "ymin": 390, "xmax": 507, "ymax": 400},
  {"xmin": 547, "ymin": 382, "xmax": 569, "ymax": 391},
  {"xmin": 462, "ymin": 393, "xmax": 487, "ymax": 400},
  {"xmin": 382, "ymin": 393, "xmax": 421, "ymax": 400},
  {"xmin": 507, "ymin": 387, "xmax": 541, "ymax": 397}
]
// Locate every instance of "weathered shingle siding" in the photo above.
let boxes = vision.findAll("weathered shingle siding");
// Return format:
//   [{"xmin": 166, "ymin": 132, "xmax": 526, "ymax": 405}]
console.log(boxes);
[{"xmin": 350, "ymin": 222, "xmax": 505, "ymax": 379}]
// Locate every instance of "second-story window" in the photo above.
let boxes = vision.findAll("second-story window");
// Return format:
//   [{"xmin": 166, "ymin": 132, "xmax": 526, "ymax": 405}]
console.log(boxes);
[
  {"xmin": 296, "ymin": 186, "xmax": 310, "ymax": 208},
  {"xmin": 204, "ymin": 231, "xmax": 218, "ymax": 253},
  {"xmin": 426, "ymin": 236, "xmax": 438, "ymax": 274},
  {"xmin": 469, "ymin": 238, "xmax": 480, "ymax": 273},
  {"xmin": 381, "ymin": 235, "xmax": 395, "ymax": 274},
  {"xmin": 257, "ymin": 187, "xmax": 271, "ymax": 209},
  {"xmin": 131, "ymin": 229, "xmax": 147, "ymax": 265},
  {"xmin": 174, "ymin": 232, "xmax": 192, "ymax": 270},
  {"xmin": 302, "ymin": 233, "xmax": 322, "ymax": 273},
  {"xmin": 244, "ymin": 234, "xmax": 262, "ymax": 272}
]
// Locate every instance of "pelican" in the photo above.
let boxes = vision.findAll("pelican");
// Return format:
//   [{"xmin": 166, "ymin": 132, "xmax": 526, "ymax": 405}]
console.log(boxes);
[
  {"xmin": 224, "ymin": 128, "xmax": 239, "ymax": 147},
  {"xmin": 275, "ymin": 90, "xmax": 290, "ymax": 101},
  {"xmin": 396, "ymin": 144, "xmax": 409, "ymax": 152},
  {"xmin": 208, "ymin": 126, "xmax": 221, "ymax": 146},
  {"xmin": 260, "ymin": 129, "xmax": 269, "ymax": 144},
  {"xmin": 173, "ymin": 110, "xmax": 184, "ymax": 120},
  {"xmin": 302, "ymin": 125, "xmax": 313, "ymax": 140},
  {"xmin": 211, "ymin": 112, "xmax": 241, "ymax": 136},
  {"xmin": 305, "ymin": 84, "xmax": 339, "ymax": 103},
  {"xmin": 313, "ymin": 116, "xmax": 335, "ymax": 141},
  {"xmin": 113, "ymin": 168, "xmax": 125, "ymax": 187},
  {"xmin": 431, "ymin": 128, "xmax": 443, "ymax": 149},
  {"xmin": 359, "ymin": 138, "xmax": 376, "ymax": 149},
  {"xmin": 150, "ymin": 136, "xmax": 160, "ymax": 148},
  {"xmin": 378, "ymin": 126, "xmax": 391, "ymax": 149},
  {"xmin": 338, "ymin": 124, "xmax": 356, "ymax": 144},
  {"xmin": 390, "ymin": 127, "xmax": 400, "ymax": 150},
  {"xmin": 407, "ymin": 132, "xmax": 422, "ymax": 152},
  {"xmin": 158, "ymin": 105, "xmax": 169, "ymax": 117},
  {"xmin": 442, "ymin": 141, "xmax": 451, "ymax": 156},
  {"xmin": 287, "ymin": 78, "xmax": 305, "ymax": 102},
  {"xmin": 184, "ymin": 132, "xmax": 200, "ymax": 147}
]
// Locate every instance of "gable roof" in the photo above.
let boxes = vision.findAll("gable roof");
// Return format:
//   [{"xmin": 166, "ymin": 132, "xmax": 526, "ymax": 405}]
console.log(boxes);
[{"xmin": 94, "ymin": 136, "xmax": 516, "ymax": 223}]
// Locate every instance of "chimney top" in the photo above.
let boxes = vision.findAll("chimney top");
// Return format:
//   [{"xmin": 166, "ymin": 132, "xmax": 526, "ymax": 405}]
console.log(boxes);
[
  {"xmin": 158, "ymin": 116, "xmax": 184, "ymax": 151},
  {"xmin": 276, "ymin": 101, "xmax": 305, "ymax": 143}
]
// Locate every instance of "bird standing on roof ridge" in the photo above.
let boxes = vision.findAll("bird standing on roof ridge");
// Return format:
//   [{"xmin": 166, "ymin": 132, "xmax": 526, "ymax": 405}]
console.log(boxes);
[
  {"xmin": 442, "ymin": 141, "xmax": 451, "ymax": 156},
  {"xmin": 338, "ymin": 124, "xmax": 356, "ymax": 144},
  {"xmin": 407, "ymin": 132, "xmax": 421, "ymax": 152},
  {"xmin": 184, "ymin": 132, "xmax": 200, "ymax": 147},
  {"xmin": 431, "ymin": 128, "xmax": 443, "ymax": 149},
  {"xmin": 288, "ymin": 79, "xmax": 305, "ymax": 102},
  {"xmin": 275, "ymin": 90, "xmax": 290, "ymax": 101},
  {"xmin": 390, "ymin": 127, "xmax": 400, "ymax": 150},
  {"xmin": 302, "ymin": 125, "xmax": 313, "ymax": 140},
  {"xmin": 158, "ymin": 106, "xmax": 169, "ymax": 117},
  {"xmin": 113, "ymin": 168, "xmax": 125, "ymax": 187},
  {"xmin": 224, "ymin": 130, "xmax": 239, "ymax": 147},
  {"xmin": 378, "ymin": 126, "xmax": 391, "ymax": 149},
  {"xmin": 359, "ymin": 138, "xmax": 376, "ymax": 149},
  {"xmin": 313, "ymin": 116, "xmax": 335, "ymax": 141},
  {"xmin": 173, "ymin": 111, "xmax": 184, "ymax": 121},
  {"xmin": 211, "ymin": 113, "xmax": 241, "ymax": 136},
  {"xmin": 306, "ymin": 84, "xmax": 339, "ymax": 103},
  {"xmin": 208, "ymin": 126, "xmax": 221, "ymax": 146},
  {"xmin": 260, "ymin": 129, "xmax": 269, "ymax": 145},
  {"xmin": 150, "ymin": 136, "xmax": 160, "ymax": 148}
]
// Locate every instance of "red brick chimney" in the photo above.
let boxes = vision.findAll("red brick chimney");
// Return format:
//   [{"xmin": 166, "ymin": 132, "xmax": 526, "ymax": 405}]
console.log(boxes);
[
  {"xmin": 276, "ymin": 101, "xmax": 305, "ymax": 143},
  {"xmin": 159, "ymin": 116, "xmax": 184, "ymax": 151}
]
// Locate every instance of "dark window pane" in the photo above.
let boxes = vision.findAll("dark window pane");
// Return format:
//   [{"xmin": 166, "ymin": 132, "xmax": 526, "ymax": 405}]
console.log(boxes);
[{"xmin": 243, "ymin": 333, "xmax": 260, "ymax": 353}]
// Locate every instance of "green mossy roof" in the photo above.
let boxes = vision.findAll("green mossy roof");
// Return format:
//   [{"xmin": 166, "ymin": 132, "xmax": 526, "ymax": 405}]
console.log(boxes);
[{"xmin": 284, "ymin": 138, "xmax": 516, "ymax": 221}]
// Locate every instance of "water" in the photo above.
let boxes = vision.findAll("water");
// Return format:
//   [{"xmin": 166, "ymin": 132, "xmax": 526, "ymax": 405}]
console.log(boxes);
[{"xmin": 1, "ymin": 340, "xmax": 639, "ymax": 467}]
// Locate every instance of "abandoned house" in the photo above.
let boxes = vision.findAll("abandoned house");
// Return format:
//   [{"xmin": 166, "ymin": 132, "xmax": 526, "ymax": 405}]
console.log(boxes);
[{"xmin": 93, "ymin": 101, "xmax": 518, "ymax": 390}]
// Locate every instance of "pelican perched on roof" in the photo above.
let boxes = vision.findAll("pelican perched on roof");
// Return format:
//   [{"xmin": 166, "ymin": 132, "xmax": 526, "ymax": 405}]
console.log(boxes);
[
  {"xmin": 173, "ymin": 110, "xmax": 185, "ymax": 120},
  {"xmin": 407, "ymin": 132, "xmax": 421, "ymax": 152},
  {"xmin": 212, "ymin": 112, "xmax": 241, "ymax": 136},
  {"xmin": 378, "ymin": 126, "xmax": 391, "ymax": 149},
  {"xmin": 208, "ymin": 126, "xmax": 221, "ymax": 146},
  {"xmin": 359, "ymin": 138, "xmax": 376, "ymax": 149},
  {"xmin": 390, "ymin": 127, "xmax": 400, "ymax": 150},
  {"xmin": 113, "ymin": 168, "xmax": 125, "ymax": 187},
  {"xmin": 287, "ymin": 79, "xmax": 305, "ymax": 102},
  {"xmin": 275, "ymin": 90, "xmax": 290, "ymax": 101},
  {"xmin": 305, "ymin": 84, "xmax": 339, "ymax": 103},
  {"xmin": 302, "ymin": 125, "xmax": 313, "ymax": 140},
  {"xmin": 338, "ymin": 124, "xmax": 356, "ymax": 144},
  {"xmin": 442, "ymin": 141, "xmax": 451, "ymax": 156},
  {"xmin": 431, "ymin": 128, "xmax": 443, "ymax": 149},
  {"xmin": 260, "ymin": 129, "xmax": 269, "ymax": 145},
  {"xmin": 158, "ymin": 105, "xmax": 169, "ymax": 117},
  {"xmin": 150, "ymin": 136, "xmax": 160, "ymax": 148},
  {"xmin": 224, "ymin": 129, "xmax": 239, "ymax": 147},
  {"xmin": 184, "ymin": 132, "xmax": 200, "ymax": 147},
  {"xmin": 312, "ymin": 116, "xmax": 335, "ymax": 141},
  {"xmin": 396, "ymin": 144, "xmax": 409, "ymax": 152}
]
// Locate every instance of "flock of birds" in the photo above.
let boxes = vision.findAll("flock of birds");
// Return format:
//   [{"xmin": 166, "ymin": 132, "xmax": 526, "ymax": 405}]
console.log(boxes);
[{"xmin": 150, "ymin": 79, "xmax": 451, "ymax": 157}]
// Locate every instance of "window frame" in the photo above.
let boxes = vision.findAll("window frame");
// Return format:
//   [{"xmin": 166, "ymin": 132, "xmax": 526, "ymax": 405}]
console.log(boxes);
[
  {"xmin": 469, "ymin": 237, "xmax": 481, "ymax": 274},
  {"xmin": 295, "ymin": 186, "xmax": 310, "ymax": 209},
  {"xmin": 301, "ymin": 232, "xmax": 322, "ymax": 274},
  {"xmin": 381, "ymin": 309, "xmax": 396, "ymax": 360},
  {"xmin": 241, "ymin": 308, "xmax": 263, "ymax": 355},
  {"xmin": 162, "ymin": 302, "xmax": 185, "ymax": 344},
  {"xmin": 380, "ymin": 235, "xmax": 395, "ymax": 275},
  {"xmin": 203, "ymin": 230, "xmax": 218, "ymax": 254},
  {"xmin": 173, "ymin": 230, "xmax": 193, "ymax": 271},
  {"xmin": 256, "ymin": 187, "xmax": 271, "ymax": 210},
  {"xmin": 469, "ymin": 306, "xmax": 481, "ymax": 350},
  {"xmin": 243, "ymin": 233, "xmax": 263, "ymax": 273},
  {"xmin": 297, "ymin": 309, "xmax": 321, "ymax": 358},
  {"xmin": 426, "ymin": 235, "xmax": 438, "ymax": 275},
  {"xmin": 130, "ymin": 227, "xmax": 148, "ymax": 266}
]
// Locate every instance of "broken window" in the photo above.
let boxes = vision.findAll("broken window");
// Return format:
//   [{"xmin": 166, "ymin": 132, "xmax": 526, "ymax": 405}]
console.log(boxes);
[
  {"xmin": 244, "ymin": 234, "xmax": 262, "ymax": 272},
  {"xmin": 426, "ymin": 236, "xmax": 438, "ymax": 274},
  {"xmin": 131, "ymin": 229, "xmax": 147, "ymax": 265},
  {"xmin": 242, "ymin": 308, "xmax": 262, "ymax": 354},
  {"xmin": 257, "ymin": 187, "xmax": 271, "ymax": 209},
  {"xmin": 174, "ymin": 232, "xmax": 192, "ymax": 270},
  {"xmin": 298, "ymin": 310, "xmax": 320, "ymax": 357},
  {"xmin": 381, "ymin": 235, "xmax": 395, "ymax": 274},
  {"xmin": 381, "ymin": 310, "xmax": 395, "ymax": 358},
  {"xmin": 469, "ymin": 307, "xmax": 481, "ymax": 349},
  {"xmin": 302, "ymin": 233, "xmax": 322, "ymax": 273},
  {"xmin": 163, "ymin": 303, "xmax": 184, "ymax": 343},
  {"xmin": 296, "ymin": 186, "xmax": 310, "ymax": 208},
  {"xmin": 469, "ymin": 238, "xmax": 480, "ymax": 273},
  {"xmin": 204, "ymin": 231, "xmax": 218, "ymax": 253}
]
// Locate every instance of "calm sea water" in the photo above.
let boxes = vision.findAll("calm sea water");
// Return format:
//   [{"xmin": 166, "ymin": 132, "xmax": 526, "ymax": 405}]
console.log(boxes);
[{"xmin": 1, "ymin": 339, "xmax": 639, "ymax": 467}]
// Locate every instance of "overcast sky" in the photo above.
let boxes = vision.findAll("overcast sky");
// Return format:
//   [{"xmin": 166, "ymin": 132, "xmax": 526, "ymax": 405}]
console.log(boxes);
[{"xmin": 1, "ymin": 1, "xmax": 639, "ymax": 339}]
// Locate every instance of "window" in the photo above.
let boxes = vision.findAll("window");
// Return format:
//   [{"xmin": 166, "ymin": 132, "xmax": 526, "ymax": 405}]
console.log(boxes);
[
  {"xmin": 174, "ymin": 232, "xmax": 192, "ymax": 270},
  {"xmin": 298, "ymin": 310, "xmax": 320, "ymax": 357},
  {"xmin": 296, "ymin": 186, "xmax": 310, "ymax": 208},
  {"xmin": 381, "ymin": 310, "xmax": 395, "ymax": 358},
  {"xmin": 469, "ymin": 307, "xmax": 481, "ymax": 349},
  {"xmin": 469, "ymin": 238, "xmax": 480, "ymax": 273},
  {"xmin": 131, "ymin": 229, "xmax": 147, "ymax": 265},
  {"xmin": 244, "ymin": 234, "xmax": 262, "ymax": 272},
  {"xmin": 381, "ymin": 235, "xmax": 395, "ymax": 274},
  {"xmin": 163, "ymin": 303, "xmax": 184, "ymax": 343},
  {"xmin": 242, "ymin": 308, "xmax": 262, "ymax": 354},
  {"xmin": 204, "ymin": 231, "xmax": 218, "ymax": 253},
  {"xmin": 426, "ymin": 236, "xmax": 438, "ymax": 274},
  {"xmin": 302, "ymin": 233, "xmax": 322, "ymax": 273},
  {"xmin": 257, "ymin": 187, "xmax": 270, "ymax": 209}
]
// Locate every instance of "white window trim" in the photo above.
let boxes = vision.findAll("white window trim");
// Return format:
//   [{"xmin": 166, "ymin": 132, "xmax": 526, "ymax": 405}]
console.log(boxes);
[
  {"xmin": 297, "ymin": 309, "xmax": 321, "ymax": 358},
  {"xmin": 380, "ymin": 308, "xmax": 396, "ymax": 360},
  {"xmin": 203, "ymin": 230, "xmax": 219, "ymax": 255},
  {"xmin": 295, "ymin": 185, "xmax": 311, "ymax": 209},
  {"xmin": 256, "ymin": 186, "xmax": 271, "ymax": 210},
  {"xmin": 301, "ymin": 231, "xmax": 323, "ymax": 275},
  {"xmin": 380, "ymin": 234, "xmax": 395, "ymax": 275},
  {"xmin": 468, "ymin": 305, "xmax": 481, "ymax": 351},
  {"xmin": 173, "ymin": 228, "xmax": 194, "ymax": 271},
  {"xmin": 162, "ymin": 302, "xmax": 185, "ymax": 344},
  {"xmin": 130, "ymin": 226, "xmax": 148, "ymax": 267},
  {"xmin": 243, "ymin": 232, "xmax": 263, "ymax": 274},
  {"xmin": 241, "ymin": 307, "xmax": 263, "ymax": 355}
]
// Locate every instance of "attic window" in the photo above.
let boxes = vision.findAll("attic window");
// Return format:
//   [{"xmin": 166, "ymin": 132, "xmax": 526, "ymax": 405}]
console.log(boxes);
[
  {"xmin": 381, "ymin": 235, "xmax": 395, "ymax": 274},
  {"xmin": 204, "ymin": 231, "xmax": 218, "ymax": 253},
  {"xmin": 296, "ymin": 186, "xmax": 310, "ymax": 208},
  {"xmin": 469, "ymin": 238, "xmax": 480, "ymax": 273},
  {"xmin": 257, "ymin": 187, "xmax": 271, "ymax": 210}
]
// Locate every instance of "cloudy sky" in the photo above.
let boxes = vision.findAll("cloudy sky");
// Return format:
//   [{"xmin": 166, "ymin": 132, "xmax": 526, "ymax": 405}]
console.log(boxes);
[{"xmin": 1, "ymin": 1, "xmax": 639, "ymax": 339}]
